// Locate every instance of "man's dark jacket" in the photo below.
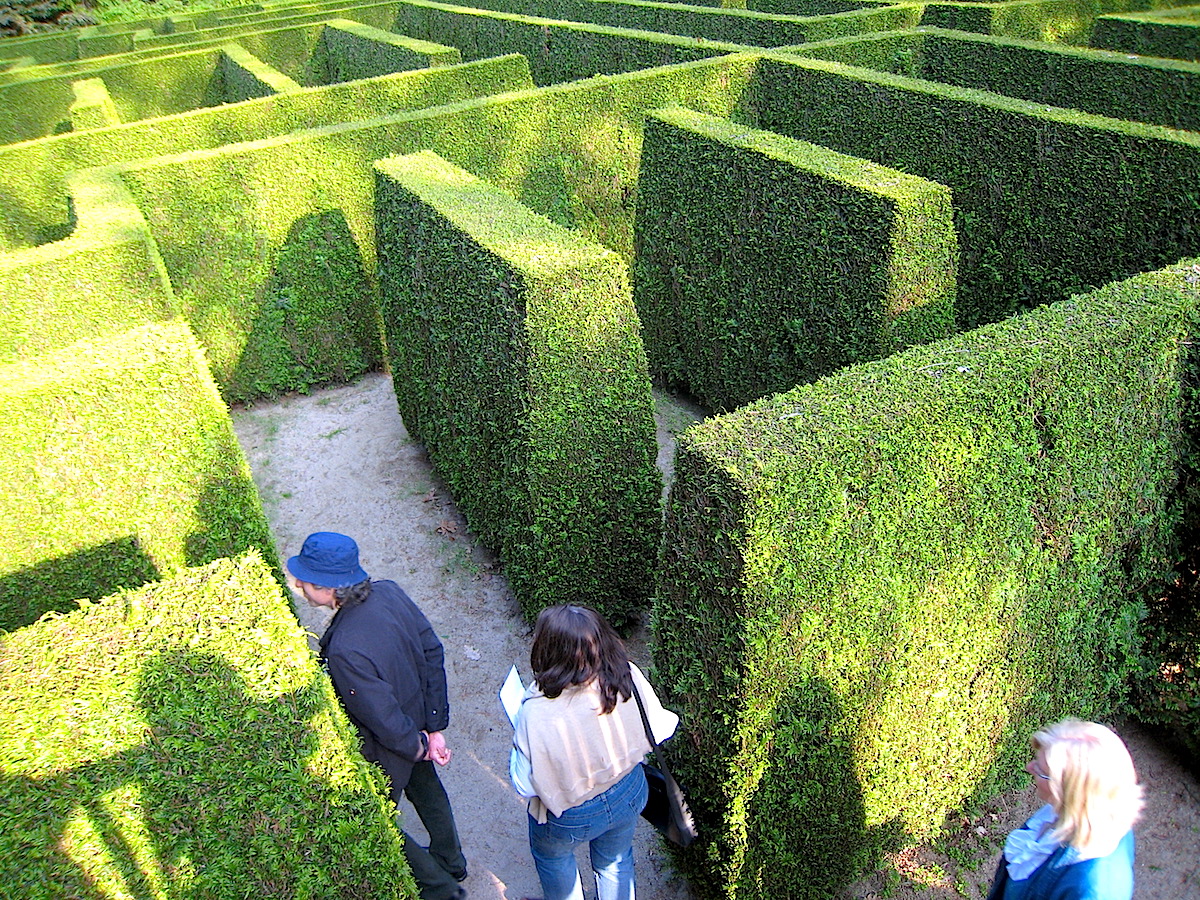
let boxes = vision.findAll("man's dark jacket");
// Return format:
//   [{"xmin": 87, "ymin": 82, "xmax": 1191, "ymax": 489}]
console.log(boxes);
[{"xmin": 319, "ymin": 580, "xmax": 450, "ymax": 790}]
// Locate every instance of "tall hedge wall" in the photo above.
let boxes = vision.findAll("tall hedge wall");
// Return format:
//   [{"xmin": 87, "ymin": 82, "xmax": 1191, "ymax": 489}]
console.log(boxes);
[
  {"xmin": 1091, "ymin": 8, "xmax": 1200, "ymax": 59},
  {"xmin": 308, "ymin": 19, "xmax": 461, "ymax": 84},
  {"xmin": 0, "ymin": 53, "xmax": 533, "ymax": 250},
  {"xmin": 653, "ymin": 260, "xmax": 1200, "ymax": 900},
  {"xmin": 420, "ymin": 0, "xmax": 924, "ymax": 48},
  {"xmin": 0, "ymin": 319, "xmax": 276, "ymax": 632},
  {"xmin": 792, "ymin": 28, "xmax": 1200, "ymax": 130},
  {"xmin": 0, "ymin": 169, "xmax": 177, "ymax": 362},
  {"xmin": 918, "ymin": 27, "xmax": 1200, "ymax": 131},
  {"xmin": 386, "ymin": 0, "xmax": 750, "ymax": 85},
  {"xmin": 375, "ymin": 150, "xmax": 660, "ymax": 624},
  {"xmin": 0, "ymin": 551, "xmax": 416, "ymax": 899},
  {"xmin": 634, "ymin": 107, "xmax": 955, "ymax": 412},
  {"xmin": 218, "ymin": 44, "xmax": 304, "ymax": 100},
  {"xmin": 112, "ymin": 54, "xmax": 761, "ymax": 402},
  {"xmin": 0, "ymin": 48, "xmax": 225, "ymax": 143},
  {"xmin": 753, "ymin": 53, "xmax": 1200, "ymax": 329},
  {"xmin": 917, "ymin": 0, "xmax": 1188, "ymax": 44}
]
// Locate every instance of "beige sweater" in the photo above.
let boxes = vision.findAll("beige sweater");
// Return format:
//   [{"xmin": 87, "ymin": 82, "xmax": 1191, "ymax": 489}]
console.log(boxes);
[{"xmin": 514, "ymin": 663, "xmax": 675, "ymax": 823}]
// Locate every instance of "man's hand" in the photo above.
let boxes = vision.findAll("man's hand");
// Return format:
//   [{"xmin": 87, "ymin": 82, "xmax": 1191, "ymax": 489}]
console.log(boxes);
[{"xmin": 425, "ymin": 730, "xmax": 452, "ymax": 766}]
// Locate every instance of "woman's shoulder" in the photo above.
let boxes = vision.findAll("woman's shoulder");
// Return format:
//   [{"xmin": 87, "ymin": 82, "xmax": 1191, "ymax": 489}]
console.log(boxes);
[{"xmin": 1052, "ymin": 831, "xmax": 1134, "ymax": 900}]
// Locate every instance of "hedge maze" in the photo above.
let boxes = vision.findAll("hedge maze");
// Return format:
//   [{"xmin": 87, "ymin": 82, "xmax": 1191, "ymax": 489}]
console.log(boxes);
[{"xmin": 3, "ymin": 0, "xmax": 1200, "ymax": 896}]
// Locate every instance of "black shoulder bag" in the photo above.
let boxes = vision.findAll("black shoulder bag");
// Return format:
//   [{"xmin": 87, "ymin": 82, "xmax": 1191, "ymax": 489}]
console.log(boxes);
[{"xmin": 631, "ymin": 682, "xmax": 698, "ymax": 847}]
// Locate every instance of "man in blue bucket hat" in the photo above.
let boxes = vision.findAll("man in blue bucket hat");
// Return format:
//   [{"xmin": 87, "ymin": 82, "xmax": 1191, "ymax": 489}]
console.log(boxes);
[{"xmin": 289, "ymin": 532, "xmax": 469, "ymax": 900}]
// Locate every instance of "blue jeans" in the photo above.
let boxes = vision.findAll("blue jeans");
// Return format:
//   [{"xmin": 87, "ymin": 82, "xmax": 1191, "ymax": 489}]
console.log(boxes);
[{"xmin": 528, "ymin": 765, "xmax": 649, "ymax": 900}]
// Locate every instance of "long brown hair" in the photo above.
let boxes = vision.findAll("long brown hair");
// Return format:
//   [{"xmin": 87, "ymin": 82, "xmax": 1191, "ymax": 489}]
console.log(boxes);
[{"xmin": 530, "ymin": 604, "xmax": 632, "ymax": 714}]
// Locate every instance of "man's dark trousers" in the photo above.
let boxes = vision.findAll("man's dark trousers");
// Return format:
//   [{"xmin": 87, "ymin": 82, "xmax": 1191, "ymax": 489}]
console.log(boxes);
[{"xmin": 392, "ymin": 760, "xmax": 467, "ymax": 900}]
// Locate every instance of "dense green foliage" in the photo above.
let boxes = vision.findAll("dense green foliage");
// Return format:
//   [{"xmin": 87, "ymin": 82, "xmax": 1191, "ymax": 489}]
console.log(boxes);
[
  {"xmin": 653, "ymin": 261, "xmax": 1200, "ymax": 900},
  {"xmin": 375, "ymin": 151, "xmax": 661, "ymax": 625},
  {"xmin": 634, "ymin": 106, "xmax": 955, "ymax": 412},
  {"xmin": 218, "ymin": 43, "xmax": 303, "ymax": 100},
  {"xmin": 796, "ymin": 28, "xmax": 1200, "ymax": 130},
  {"xmin": 431, "ymin": 0, "xmax": 923, "ymax": 47},
  {"xmin": 920, "ymin": 28, "xmax": 1200, "ymax": 130},
  {"xmin": 115, "ymin": 54, "xmax": 758, "ymax": 405},
  {"xmin": 753, "ymin": 54, "xmax": 1200, "ymax": 329},
  {"xmin": 0, "ymin": 53, "xmax": 532, "ymax": 249},
  {"xmin": 0, "ymin": 551, "xmax": 416, "ymax": 899},
  {"xmin": 1091, "ymin": 7, "xmax": 1200, "ymax": 58},
  {"xmin": 387, "ymin": 0, "xmax": 749, "ymax": 86},
  {"xmin": 0, "ymin": 320, "xmax": 276, "ymax": 632},
  {"xmin": 308, "ymin": 18, "xmax": 461, "ymax": 84}
]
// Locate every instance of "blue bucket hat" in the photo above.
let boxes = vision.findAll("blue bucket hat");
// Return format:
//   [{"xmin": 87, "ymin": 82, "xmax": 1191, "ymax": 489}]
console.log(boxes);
[{"xmin": 287, "ymin": 532, "xmax": 369, "ymax": 588}]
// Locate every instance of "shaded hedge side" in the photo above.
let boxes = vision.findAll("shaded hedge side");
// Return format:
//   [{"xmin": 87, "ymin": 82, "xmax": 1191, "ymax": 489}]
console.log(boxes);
[
  {"xmin": 386, "ymin": 0, "xmax": 750, "ymax": 86},
  {"xmin": 375, "ymin": 150, "xmax": 661, "ymax": 625},
  {"xmin": 115, "ymin": 54, "xmax": 760, "ymax": 404},
  {"xmin": 0, "ymin": 551, "xmax": 416, "ymax": 899},
  {"xmin": 426, "ymin": 0, "xmax": 924, "ymax": 48},
  {"xmin": 0, "ymin": 53, "xmax": 532, "ymax": 250},
  {"xmin": 754, "ymin": 54, "xmax": 1200, "ymax": 329},
  {"xmin": 0, "ymin": 46, "xmax": 224, "ymax": 144},
  {"xmin": 792, "ymin": 28, "xmax": 1200, "ymax": 130},
  {"xmin": 308, "ymin": 18, "xmax": 461, "ymax": 84},
  {"xmin": 634, "ymin": 106, "xmax": 955, "ymax": 412},
  {"xmin": 218, "ymin": 43, "xmax": 304, "ymax": 100},
  {"xmin": 919, "ymin": 27, "xmax": 1200, "ymax": 131},
  {"xmin": 1091, "ymin": 7, "xmax": 1200, "ymax": 59},
  {"xmin": 653, "ymin": 261, "xmax": 1200, "ymax": 900},
  {"xmin": 0, "ymin": 319, "xmax": 276, "ymax": 632}
]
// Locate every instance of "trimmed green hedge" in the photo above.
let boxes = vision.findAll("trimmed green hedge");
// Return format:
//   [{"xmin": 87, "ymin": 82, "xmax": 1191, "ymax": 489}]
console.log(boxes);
[
  {"xmin": 112, "ymin": 54, "xmax": 760, "ymax": 403},
  {"xmin": 0, "ymin": 319, "xmax": 276, "ymax": 632},
  {"xmin": 0, "ymin": 168, "xmax": 178, "ymax": 361},
  {"xmin": 753, "ymin": 53, "xmax": 1200, "ymax": 329},
  {"xmin": 218, "ymin": 43, "xmax": 304, "ymax": 100},
  {"xmin": 385, "ymin": 0, "xmax": 751, "ymax": 85},
  {"xmin": 0, "ymin": 47, "xmax": 224, "ymax": 143},
  {"xmin": 375, "ymin": 150, "xmax": 660, "ymax": 624},
  {"xmin": 0, "ymin": 53, "xmax": 532, "ymax": 250},
  {"xmin": 432, "ymin": 0, "xmax": 924, "ymax": 48},
  {"xmin": 68, "ymin": 77, "xmax": 122, "ymax": 130},
  {"xmin": 1091, "ymin": 8, "xmax": 1200, "ymax": 59},
  {"xmin": 308, "ymin": 18, "xmax": 461, "ymax": 84},
  {"xmin": 794, "ymin": 28, "xmax": 1200, "ymax": 131},
  {"xmin": 634, "ymin": 106, "xmax": 955, "ymax": 412},
  {"xmin": 219, "ymin": 42, "xmax": 307, "ymax": 99},
  {"xmin": 918, "ymin": 0, "xmax": 1193, "ymax": 45},
  {"xmin": 920, "ymin": 27, "xmax": 1200, "ymax": 130},
  {"xmin": 653, "ymin": 260, "xmax": 1200, "ymax": 900},
  {"xmin": 0, "ymin": 551, "xmax": 416, "ymax": 899}
]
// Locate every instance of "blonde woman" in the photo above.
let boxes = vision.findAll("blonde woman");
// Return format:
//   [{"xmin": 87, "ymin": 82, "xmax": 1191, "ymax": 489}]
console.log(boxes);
[{"xmin": 986, "ymin": 719, "xmax": 1144, "ymax": 900}]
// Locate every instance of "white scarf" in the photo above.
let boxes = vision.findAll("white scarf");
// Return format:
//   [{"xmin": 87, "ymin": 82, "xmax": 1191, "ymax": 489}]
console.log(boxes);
[{"xmin": 1004, "ymin": 805, "xmax": 1076, "ymax": 880}]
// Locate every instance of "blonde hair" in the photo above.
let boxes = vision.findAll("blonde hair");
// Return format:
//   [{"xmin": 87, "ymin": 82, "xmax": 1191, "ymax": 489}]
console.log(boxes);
[{"xmin": 1033, "ymin": 719, "xmax": 1143, "ymax": 853}]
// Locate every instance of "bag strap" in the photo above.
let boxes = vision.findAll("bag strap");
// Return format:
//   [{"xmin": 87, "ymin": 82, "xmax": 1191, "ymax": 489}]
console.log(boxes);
[{"xmin": 631, "ymin": 679, "xmax": 674, "ymax": 779}]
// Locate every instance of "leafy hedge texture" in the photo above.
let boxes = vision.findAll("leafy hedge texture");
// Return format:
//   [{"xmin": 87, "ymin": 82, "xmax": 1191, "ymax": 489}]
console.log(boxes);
[
  {"xmin": 0, "ymin": 319, "xmax": 276, "ymax": 632},
  {"xmin": 653, "ymin": 261, "xmax": 1200, "ymax": 900},
  {"xmin": 113, "ymin": 54, "xmax": 757, "ymax": 408},
  {"xmin": 634, "ymin": 106, "xmax": 955, "ymax": 412},
  {"xmin": 0, "ymin": 551, "xmax": 416, "ymax": 899},
  {"xmin": 308, "ymin": 18, "xmax": 462, "ymax": 84},
  {"xmin": 375, "ymin": 150, "xmax": 661, "ymax": 624},
  {"xmin": 1091, "ymin": 8, "xmax": 1200, "ymax": 60},
  {"xmin": 800, "ymin": 28, "xmax": 1200, "ymax": 131},
  {"xmin": 753, "ymin": 54, "xmax": 1200, "ymax": 330}
]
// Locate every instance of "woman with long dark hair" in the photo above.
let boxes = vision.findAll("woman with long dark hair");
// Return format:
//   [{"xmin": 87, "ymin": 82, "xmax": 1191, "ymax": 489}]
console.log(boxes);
[{"xmin": 510, "ymin": 604, "xmax": 678, "ymax": 900}]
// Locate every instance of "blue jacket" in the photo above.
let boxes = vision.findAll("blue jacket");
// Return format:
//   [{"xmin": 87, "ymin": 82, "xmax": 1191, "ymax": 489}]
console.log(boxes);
[
  {"xmin": 319, "ymin": 580, "xmax": 450, "ymax": 790},
  {"xmin": 987, "ymin": 828, "xmax": 1134, "ymax": 900}
]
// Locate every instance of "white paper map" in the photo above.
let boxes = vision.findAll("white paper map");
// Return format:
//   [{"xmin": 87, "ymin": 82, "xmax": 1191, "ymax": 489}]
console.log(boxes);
[{"xmin": 500, "ymin": 664, "xmax": 525, "ymax": 728}]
